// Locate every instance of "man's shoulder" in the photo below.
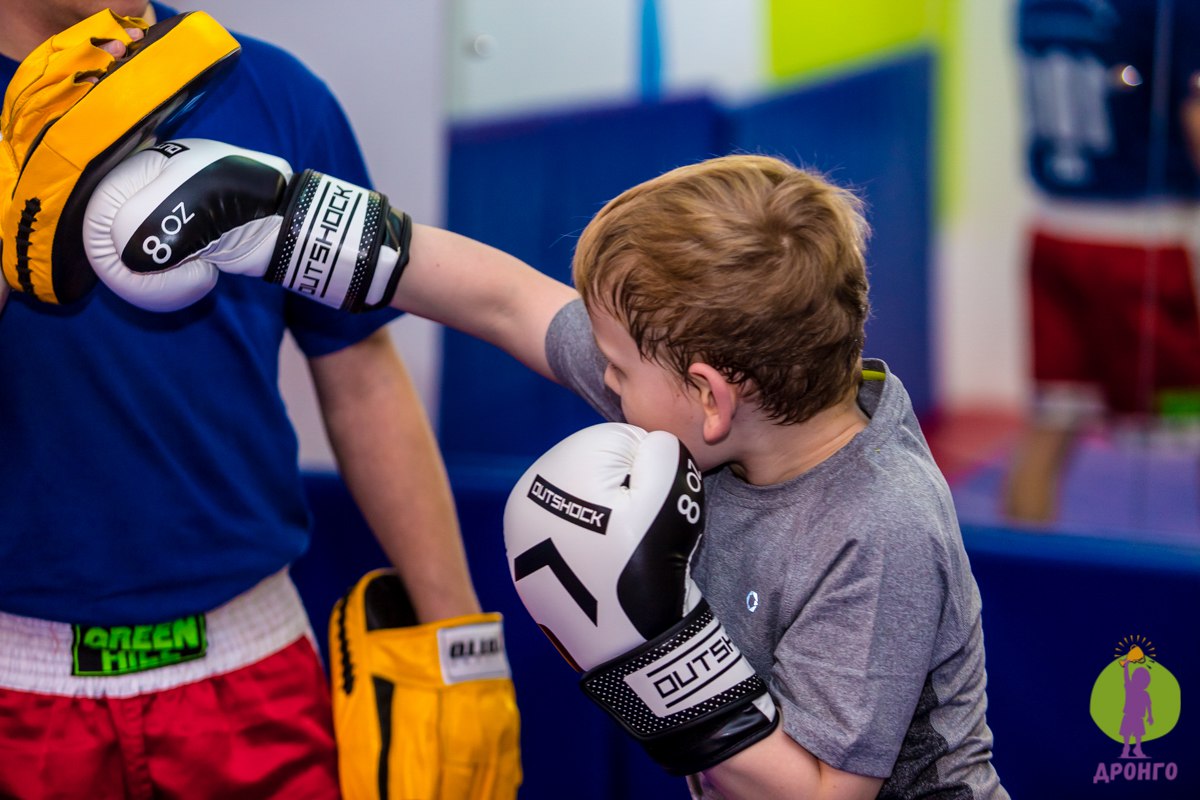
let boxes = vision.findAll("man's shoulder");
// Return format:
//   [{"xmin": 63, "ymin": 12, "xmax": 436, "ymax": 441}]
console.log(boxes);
[
  {"xmin": 154, "ymin": 5, "xmax": 328, "ymax": 91},
  {"xmin": 228, "ymin": 34, "xmax": 322, "ymax": 85}
]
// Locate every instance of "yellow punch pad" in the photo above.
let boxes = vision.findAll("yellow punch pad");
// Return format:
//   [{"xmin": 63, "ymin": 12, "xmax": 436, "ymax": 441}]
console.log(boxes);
[
  {"xmin": 330, "ymin": 569, "xmax": 522, "ymax": 800},
  {"xmin": 0, "ymin": 9, "xmax": 240, "ymax": 304}
]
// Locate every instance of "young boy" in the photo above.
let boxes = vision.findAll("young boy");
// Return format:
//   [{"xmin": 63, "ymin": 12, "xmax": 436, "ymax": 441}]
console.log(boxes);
[
  {"xmin": 414, "ymin": 156, "xmax": 1006, "ymax": 799},
  {"xmin": 82, "ymin": 145, "xmax": 1008, "ymax": 798}
]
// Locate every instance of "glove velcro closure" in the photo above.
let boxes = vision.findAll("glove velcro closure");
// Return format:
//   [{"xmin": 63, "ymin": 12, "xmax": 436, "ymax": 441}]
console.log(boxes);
[
  {"xmin": 269, "ymin": 170, "xmax": 411, "ymax": 312},
  {"xmin": 330, "ymin": 569, "xmax": 522, "ymax": 800},
  {"xmin": 1, "ymin": 10, "xmax": 240, "ymax": 304},
  {"xmin": 580, "ymin": 600, "xmax": 780, "ymax": 776}
]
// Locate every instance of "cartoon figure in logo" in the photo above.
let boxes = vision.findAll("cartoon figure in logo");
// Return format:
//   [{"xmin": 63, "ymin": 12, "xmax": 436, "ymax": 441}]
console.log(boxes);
[
  {"xmin": 1118, "ymin": 645, "xmax": 1154, "ymax": 759},
  {"xmin": 1090, "ymin": 635, "xmax": 1181, "ymax": 755}
]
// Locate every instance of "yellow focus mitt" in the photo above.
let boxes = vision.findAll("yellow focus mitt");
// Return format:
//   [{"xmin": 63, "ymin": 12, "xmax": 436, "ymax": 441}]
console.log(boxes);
[
  {"xmin": 330, "ymin": 569, "xmax": 523, "ymax": 800},
  {"xmin": 0, "ymin": 9, "xmax": 240, "ymax": 304}
]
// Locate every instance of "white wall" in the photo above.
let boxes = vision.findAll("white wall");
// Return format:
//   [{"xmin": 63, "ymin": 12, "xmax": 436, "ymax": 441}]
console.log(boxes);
[
  {"xmin": 935, "ymin": 0, "xmax": 1030, "ymax": 410},
  {"xmin": 169, "ymin": 0, "xmax": 447, "ymax": 468},
  {"xmin": 447, "ymin": 0, "xmax": 763, "ymax": 121}
]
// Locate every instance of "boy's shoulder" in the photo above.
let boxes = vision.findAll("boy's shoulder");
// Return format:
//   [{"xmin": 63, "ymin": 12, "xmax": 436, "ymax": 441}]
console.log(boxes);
[{"xmin": 806, "ymin": 362, "xmax": 959, "ymax": 555}]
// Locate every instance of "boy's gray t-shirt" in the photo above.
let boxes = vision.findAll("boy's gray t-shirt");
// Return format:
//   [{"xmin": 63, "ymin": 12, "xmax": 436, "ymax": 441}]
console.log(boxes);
[{"xmin": 546, "ymin": 300, "xmax": 1007, "ymax": 798}]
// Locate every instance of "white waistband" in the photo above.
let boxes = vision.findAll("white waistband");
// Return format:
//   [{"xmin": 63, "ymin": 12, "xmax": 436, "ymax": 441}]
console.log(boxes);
[
  {"xmin": 1031, "ymin": 197, "xmax": 1200, "ymax": 246},
  {"xmin": 0, "ymin": 570, "xmax": 314, "ymax": 698}
]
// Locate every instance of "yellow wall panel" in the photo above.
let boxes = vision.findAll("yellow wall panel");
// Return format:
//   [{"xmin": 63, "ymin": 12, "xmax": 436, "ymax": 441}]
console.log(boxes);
[
  {"xmin": 768, "ymin": 0, "xmax": 963, "ymax": 217},
  {"xmin": 768, "ymin": 0, "xmax": 939, "ymax": 81}
]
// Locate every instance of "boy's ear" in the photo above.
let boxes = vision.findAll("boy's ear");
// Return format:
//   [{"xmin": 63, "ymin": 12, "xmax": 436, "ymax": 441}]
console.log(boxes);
[{"xmin": 687, "ymin": 363, "xmax": 737, "ymax": 445}]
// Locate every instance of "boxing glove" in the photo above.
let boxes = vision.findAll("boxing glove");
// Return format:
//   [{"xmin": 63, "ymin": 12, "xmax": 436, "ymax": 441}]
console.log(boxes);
[
  {"xmin": 503, "ymin": 423, "xmax": 779, "ymax": 776},
  {"xmin": 84, "ymin": 138, "xmax": 411, "ymax": 312}
]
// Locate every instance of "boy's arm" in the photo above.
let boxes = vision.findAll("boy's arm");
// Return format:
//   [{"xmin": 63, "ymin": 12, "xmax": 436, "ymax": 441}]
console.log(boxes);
[
  {"xmin": 392, "ymin": 224, "xmax": 578, "ymax": 382},
  {"xmin": 696, "ymin": 727, "xmax": 883, "ymax": 800}
]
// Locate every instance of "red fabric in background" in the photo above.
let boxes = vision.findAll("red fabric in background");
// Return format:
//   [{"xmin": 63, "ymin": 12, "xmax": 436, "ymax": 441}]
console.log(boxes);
[{"xmin": 1029, "ymin": 230, "xmax": 1200, "ymax": 415}]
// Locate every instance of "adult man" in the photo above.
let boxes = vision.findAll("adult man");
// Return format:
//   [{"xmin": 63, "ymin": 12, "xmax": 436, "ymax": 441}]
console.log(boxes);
[
  {"xmin": 1004, "ymin": 0, "xmax": 1200, "ymax": 522},
  {"xmin": 0, "ymin": 4, "xmax": 513, "ymax": 797}
]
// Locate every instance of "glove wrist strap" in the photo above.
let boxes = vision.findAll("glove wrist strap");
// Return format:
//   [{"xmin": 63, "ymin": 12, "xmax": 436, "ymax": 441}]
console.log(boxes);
[
  {"xmin": 580, "ymin": 600, "xmax": 779, "ymax": 776},
  {"xmin": 357, "ymin": 206, "xmax": 411, "ymax": 312},
  {"xmin": 269, "ymin": 169, "xmax": 409, "ymax": 312}
]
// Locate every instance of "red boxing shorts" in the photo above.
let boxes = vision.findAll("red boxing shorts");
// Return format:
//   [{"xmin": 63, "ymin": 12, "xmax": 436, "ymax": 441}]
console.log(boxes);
[
  {"xmin": 1027, "ymin": 200, "xmax": 1200, "ymax": 417},
  {"xmin": 0, "ymin": 571, "xmax": 339, "ymax": 800}
]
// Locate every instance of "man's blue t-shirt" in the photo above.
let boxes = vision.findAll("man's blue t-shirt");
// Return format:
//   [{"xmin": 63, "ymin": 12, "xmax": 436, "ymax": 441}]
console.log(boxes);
[
  {"xmin": 0, "ymin": 5, "xmax": 399, "ymax": 625},
  {"xmin": 1017, "ymin": 0, "xmax": 1200, "ymax": 200}
]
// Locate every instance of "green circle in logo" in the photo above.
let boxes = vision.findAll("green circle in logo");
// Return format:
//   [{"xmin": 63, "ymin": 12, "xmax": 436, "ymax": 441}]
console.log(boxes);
[{"xmin": 1089, "ymin": 660, "xmax": 1181, "ymax": 744}]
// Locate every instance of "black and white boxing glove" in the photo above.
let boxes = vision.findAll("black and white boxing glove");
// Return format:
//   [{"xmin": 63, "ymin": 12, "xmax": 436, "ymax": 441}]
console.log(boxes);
[
  {"xmin": 503, "ymin": 423, "xmax": 779, "ymax": 777},
  {"xmin": 83, "ymin": 138, "xmax": 411, "ymax": 312}
]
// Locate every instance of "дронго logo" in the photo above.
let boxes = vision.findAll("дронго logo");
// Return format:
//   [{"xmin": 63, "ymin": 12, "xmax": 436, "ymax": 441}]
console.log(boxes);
[{"xmin": 1089, "ymin": 635, "xmax": 1182, "ymax": 786}]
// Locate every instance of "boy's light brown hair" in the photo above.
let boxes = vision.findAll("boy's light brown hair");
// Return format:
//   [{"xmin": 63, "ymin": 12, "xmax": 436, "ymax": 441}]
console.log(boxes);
[{"xmin": 573, "ymin": 154, "xmax": 871, "ymax": 425}]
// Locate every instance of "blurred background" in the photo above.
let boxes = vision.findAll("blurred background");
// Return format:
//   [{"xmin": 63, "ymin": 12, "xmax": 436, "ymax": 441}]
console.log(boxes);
[{"xmin": 172, "ymin": 1, "xmax": 1199, "ymax": 797}]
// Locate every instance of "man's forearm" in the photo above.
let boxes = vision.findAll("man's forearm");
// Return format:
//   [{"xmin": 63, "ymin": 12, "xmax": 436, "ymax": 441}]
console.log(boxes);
[{"xmin": 311, "ymin": 328, "xmax": 480, "ymax": 621}]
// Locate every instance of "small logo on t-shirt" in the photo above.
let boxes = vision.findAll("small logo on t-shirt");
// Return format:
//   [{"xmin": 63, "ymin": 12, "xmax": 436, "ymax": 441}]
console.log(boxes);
[{"xmin": 745, "ymin": 590, "xmax": 759, "ymax": 612}]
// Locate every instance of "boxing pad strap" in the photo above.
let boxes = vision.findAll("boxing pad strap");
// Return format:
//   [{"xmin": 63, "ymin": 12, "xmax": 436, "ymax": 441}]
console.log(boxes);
[{"xmin": 580, "ymin": 600, "xmax": 779, "ymax": 776}]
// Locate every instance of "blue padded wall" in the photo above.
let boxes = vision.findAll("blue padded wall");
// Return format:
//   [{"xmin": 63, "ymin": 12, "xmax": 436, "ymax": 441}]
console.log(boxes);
[
  {"xmin": 962, "ymin": 524, "xmax": 1200, "ymax": 799},
  {"xmin": 440, "ymin": 96, "xmax": 723, "ymax": 465},
  {"xmin": 726, "ymin": 52, "xmax": 935, "ymax": 417}
]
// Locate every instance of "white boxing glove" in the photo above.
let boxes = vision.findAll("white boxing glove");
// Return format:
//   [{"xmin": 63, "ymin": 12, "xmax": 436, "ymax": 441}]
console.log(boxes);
[
  {"xmin": 503, "ymin": 423, "xmax": 779, "ymax": 777},
  {"xmin": 84, "ymin": 138, "xmax": 411, "ymax": 312}
]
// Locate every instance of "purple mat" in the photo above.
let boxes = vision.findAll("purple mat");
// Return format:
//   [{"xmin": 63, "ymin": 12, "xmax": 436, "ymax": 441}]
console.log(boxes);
[{"xmin": 952, "ymin": 431, "xmax": 1200, "ymax": 548}]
